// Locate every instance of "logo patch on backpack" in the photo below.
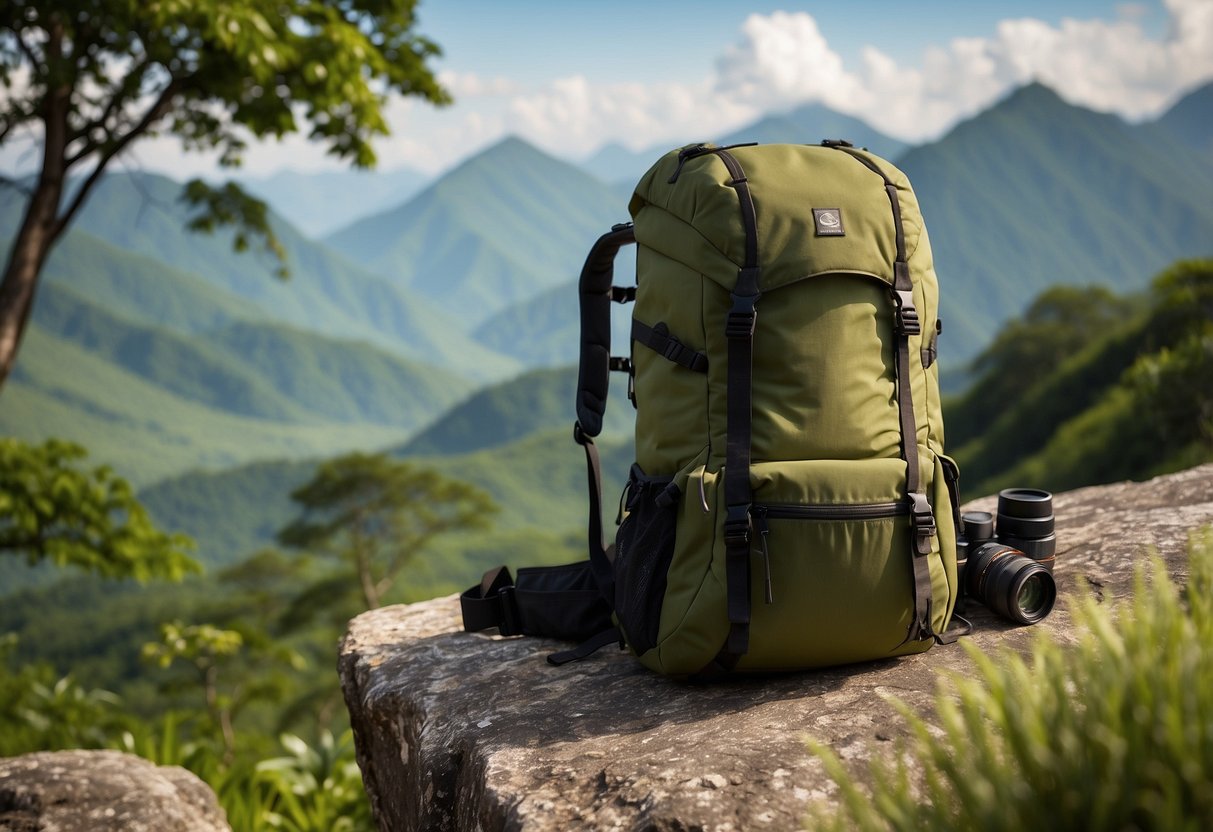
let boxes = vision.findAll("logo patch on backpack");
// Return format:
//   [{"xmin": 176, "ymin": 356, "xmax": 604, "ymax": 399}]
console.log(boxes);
[{"xmin": 813, "ymin": 208, "xmax": 845, "ymax": 236}]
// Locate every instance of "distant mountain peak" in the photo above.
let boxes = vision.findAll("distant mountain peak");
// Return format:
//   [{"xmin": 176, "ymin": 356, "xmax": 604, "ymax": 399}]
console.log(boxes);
[{"xmin": 995, "ymin": 80, "xmax": 1069, "ymax": 111}]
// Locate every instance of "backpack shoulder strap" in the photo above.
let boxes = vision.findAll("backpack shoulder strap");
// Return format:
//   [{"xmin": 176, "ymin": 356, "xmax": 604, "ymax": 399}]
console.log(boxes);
[
  {"xmin": 458, "ymin": 223, "xmax": 637, "ymax": 664},
  {"xmin": 576, "ymin": 222, "xmax": 636, "ymax": 436}
]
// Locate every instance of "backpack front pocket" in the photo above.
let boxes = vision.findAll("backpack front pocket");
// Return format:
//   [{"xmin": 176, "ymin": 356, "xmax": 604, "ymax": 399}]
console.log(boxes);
[{"xmin": 733, "ymin": 458, "xmax": 938, "ymax": 669}]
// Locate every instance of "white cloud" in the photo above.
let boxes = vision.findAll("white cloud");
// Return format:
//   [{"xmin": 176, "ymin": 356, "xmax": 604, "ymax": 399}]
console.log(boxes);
[
  {"xmin": 12, "ymin": 2, "xmax": 1208, "ymax": 179},
  {"xmin": 714, "ymin": 12, "xmax": 863, "ymax": 114},
  {"xmin": 436, "ymin": 70, "xmax": 520, "ymax": 98},
  {"xmin": 503, "ymin": 75, "xmax": 754, "ymax": 156},
  {"xmin": 709, "ymin": 0, "xmax": 1213, "ymax": 142},
  {"xmin": 467, "ymin": 0, "xmax": 1213, "ymax": 166}
]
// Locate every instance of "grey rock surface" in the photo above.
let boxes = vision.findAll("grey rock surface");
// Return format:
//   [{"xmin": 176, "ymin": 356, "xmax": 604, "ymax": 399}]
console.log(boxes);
[
  {"xmin": 340, "ymin": 464, "xmax": 1213, "ymax": 832},
  {"xmin": 0, "ymin": 749, "xmax": 230, "ymax": 832}
]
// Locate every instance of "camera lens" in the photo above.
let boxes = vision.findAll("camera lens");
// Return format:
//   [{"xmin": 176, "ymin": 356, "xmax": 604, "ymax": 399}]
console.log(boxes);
[
  {"xmin": 1016, "ymin": 573, "xmax": 1051, "ymax": 617},
  {"xmin": 996, "ymin": 488, "xmax": 1057, "ymax": 573},
  {"xmin": 966, "ymin": 541, "xmax": 1056, "ymax": 625},
  {"xmin": 997, "ymin": 488, "xmax": 1053, "ymax": 518}
]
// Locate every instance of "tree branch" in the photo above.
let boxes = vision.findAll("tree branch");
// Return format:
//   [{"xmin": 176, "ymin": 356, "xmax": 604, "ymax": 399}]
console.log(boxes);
[
  {"xmin": 52, "ymin": 78, "xmax": 182, "ymax": 237},
  {"xmin": 66, "ymin": 56, "xmax": 154, "ymax": 164},
  {"xmin": 11, "ymin": 28, "xmax": 40, "ymax": 67}
]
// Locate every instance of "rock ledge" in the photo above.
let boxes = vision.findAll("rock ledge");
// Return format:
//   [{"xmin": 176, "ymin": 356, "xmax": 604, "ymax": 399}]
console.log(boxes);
[
  {"xmin": 0, "ymin": 749, "xmax": 230, "ymax": 832},
  {"xmin": 340, "ymin": 464, "xmax": 1213, "ymax": 831}
]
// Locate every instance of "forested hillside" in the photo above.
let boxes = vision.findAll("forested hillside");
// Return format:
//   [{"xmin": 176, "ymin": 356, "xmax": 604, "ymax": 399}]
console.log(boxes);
[{"xmin": 948, "ymin": 259, "xmax": 1213, "ymax": 496}]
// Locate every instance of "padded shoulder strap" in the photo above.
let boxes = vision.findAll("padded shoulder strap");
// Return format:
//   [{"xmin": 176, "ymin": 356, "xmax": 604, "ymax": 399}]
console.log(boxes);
[{"xmin": 576, "ymin": 223, "xmax": 636, "ymax": 437}]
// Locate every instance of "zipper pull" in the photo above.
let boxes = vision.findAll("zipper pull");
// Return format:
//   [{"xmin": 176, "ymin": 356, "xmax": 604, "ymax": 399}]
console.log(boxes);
[
  {"xmin": 754, "ymin": 508, "xmax": 773, "ymax": 604},
  {"xmin": 698, "ymin": 472, "xmax": 710, "ymax": 514}
]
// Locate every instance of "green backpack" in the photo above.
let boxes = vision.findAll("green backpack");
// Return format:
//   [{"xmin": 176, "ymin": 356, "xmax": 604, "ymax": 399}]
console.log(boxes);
[{"xmin": 462, "ymin": 140, "xmax": 964, "ymax": 676}]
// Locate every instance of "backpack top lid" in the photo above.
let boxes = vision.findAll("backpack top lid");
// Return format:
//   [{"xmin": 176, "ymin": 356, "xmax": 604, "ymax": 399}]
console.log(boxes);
[{"xmin": 628, "ymin": 143, "xmax": 928, "ymax": 294}]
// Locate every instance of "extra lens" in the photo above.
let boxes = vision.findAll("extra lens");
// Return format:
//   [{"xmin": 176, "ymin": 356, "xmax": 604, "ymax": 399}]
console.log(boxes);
[
  {"xmin": 967, "ymin": 542, "xmax": 1056, "ymax": 625},
  {"xmin": 996, "ymin": 488, "xmax": 1056, "ymax": 572}
]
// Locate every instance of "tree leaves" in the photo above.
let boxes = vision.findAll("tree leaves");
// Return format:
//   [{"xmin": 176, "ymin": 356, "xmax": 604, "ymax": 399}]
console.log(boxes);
[
  {"xmin": 0, "ymin": 437, "xmax": 199, "ymax": 581},
  {"xmin": 277, "ymin": 451, "xmax": 498, "ymax": 609}
]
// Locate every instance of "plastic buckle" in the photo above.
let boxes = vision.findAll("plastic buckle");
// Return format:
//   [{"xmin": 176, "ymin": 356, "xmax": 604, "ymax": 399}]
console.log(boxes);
[
  {"xmin": 893, "ymin": 288, "xmax": 921, "ymax": 336},
  {"xmin": 725, "ymin": 295, "xmax": 758, "ymax": 339},
  {"xmin": 608, "ymin": 356, "xmax": 632, "ymax": 373},
  {"xmin": 610, "ymin": 286, "xmax": 636, "ymax": 303},
  {"xmin": 723, "ymin": 505, "xmax": 752, "ymax": 548},
  {"xmin": 908, "ymin": 492, "xmax": 936, "ymax": 555},
  {"xmin": 662, "ymin": 338, "xmax": 684, "ymax": 363},
  {"xmin": 573, "ymin": 421, "xmax": 589, "ymax": 445}
]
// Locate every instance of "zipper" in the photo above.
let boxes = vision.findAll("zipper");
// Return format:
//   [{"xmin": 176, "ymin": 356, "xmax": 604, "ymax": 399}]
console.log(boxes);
[
  {"xmin": 750, "ymin": 501, "xmax": 906, "ymax": 606},
  {"xmin": 754, "ymin": 501, "xmax": 907, "ymax": 521},
  {"xmin": 753, "ymin": 509, "xmax": 774, "ymax": 604}
]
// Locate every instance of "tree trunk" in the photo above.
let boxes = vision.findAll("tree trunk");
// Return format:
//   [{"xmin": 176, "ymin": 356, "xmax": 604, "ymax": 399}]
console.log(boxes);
[{"xmin": 0, "ymin": 86, "xmax": 70, "ymax": 390}]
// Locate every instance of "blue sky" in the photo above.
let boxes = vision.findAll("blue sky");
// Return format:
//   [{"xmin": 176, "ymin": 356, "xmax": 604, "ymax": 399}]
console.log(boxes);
[
  {"xmin": 5, "ymin": 1, "xmax": 1208, "ymax": 179},
  {"xmin": 416, "ymin": 1, "xmax": 1163, "ymax": 87}
]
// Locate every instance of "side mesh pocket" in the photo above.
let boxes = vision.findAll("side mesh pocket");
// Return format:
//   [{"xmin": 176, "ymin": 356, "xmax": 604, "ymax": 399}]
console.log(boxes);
[{"xmin": 613, "ymin": 465, "xmax": 679, "ymax": 655}]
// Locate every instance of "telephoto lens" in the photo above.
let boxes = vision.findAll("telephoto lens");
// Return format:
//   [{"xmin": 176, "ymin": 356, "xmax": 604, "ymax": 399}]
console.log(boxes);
[
  {"xmin": 997, "ymin": 488, "xmax": 1056, "ymax": 573},
  {"xmin": 966, "ymin": 541, "xmax": 1056, "ymax": 625}
]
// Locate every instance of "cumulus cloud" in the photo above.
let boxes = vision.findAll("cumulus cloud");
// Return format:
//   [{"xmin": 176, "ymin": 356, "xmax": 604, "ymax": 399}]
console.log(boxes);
[
  {"xmin": 18, "ymin": 1, "xmax": 1206, "ymax": 178},
  {"xmin": 504, "ymin": 75, "xmax": 753, "ymax": 154},
  {"xmin": 711, "ymin": 0, "xmax": 1213, "ymax": 141},
  {"xmin": 468, "ymin": 0, "xmax": 1213, "ymax": 165},
  {"xmin": 714, "ymin": 12, "xmax": 863, "ymax": 114}
]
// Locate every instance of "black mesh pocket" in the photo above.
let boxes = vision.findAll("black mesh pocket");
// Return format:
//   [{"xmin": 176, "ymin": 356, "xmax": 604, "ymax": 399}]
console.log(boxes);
[{"xmin": 613, "ymin": 466, "xmax": 679, "ymax": 655}]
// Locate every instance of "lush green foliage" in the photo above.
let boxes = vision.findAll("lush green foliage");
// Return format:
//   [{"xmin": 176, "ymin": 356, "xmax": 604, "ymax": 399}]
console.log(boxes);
[
  {"xmin": 278, "ymin": 452, "xmax": 498, "ymax": 610},
  {"xmin": 807, "ymin": 528, "xmax": 1213, "ymax": 831},
  {"xmin": 0, "ymin": 438, "xmax": 197, "ymax": 579},
  {"xmin": 949, "ymin": 259, "xmax": 1213, "ymax": 496},
  {"xmin": 0, "ymin": 0, "xmax": 451, "ymax": 393}
]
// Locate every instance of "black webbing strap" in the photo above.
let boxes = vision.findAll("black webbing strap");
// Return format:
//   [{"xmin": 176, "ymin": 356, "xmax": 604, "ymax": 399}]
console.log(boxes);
[
  {"xmin": 460, "ymin": 566, "xmax": 520, "ymax": 634},
  {"xmin": 632, "ymin": 319, "xmax": 709, "ymax": 373},
  {"xmin": 933, "ymin": 613, "xmax": 972, "ymax": 645},
  {"xmin": 547, "ymin": 626, "xmax": 623, "ymax": 666},
  {"xmin": 570, "ymin": 223, "xmax": 636, "ymax": 632},
  {"xmin": 576, "ymin": 223, "xmax": 636, "ymax": 438},
  {"xmin": 573, "ymin": 423, "xmax": 616, "ymax": 609},
  {"xmin": 714, "ymin": 147, "xmax": 762, "ymax": 664},
  {"xmin": 828, "ymin": 145, "xmax": 936, "ymax": 644}
]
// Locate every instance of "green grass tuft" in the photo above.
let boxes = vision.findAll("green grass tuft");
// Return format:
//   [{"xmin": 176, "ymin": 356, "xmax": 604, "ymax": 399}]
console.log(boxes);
[{"xmin": 807, "ymin": 527, "xmax": 1213, "ymax": 831}]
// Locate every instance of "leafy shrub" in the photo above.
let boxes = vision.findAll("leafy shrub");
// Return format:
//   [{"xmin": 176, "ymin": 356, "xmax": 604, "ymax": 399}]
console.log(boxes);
[{"xmin": 807, "ymin": 528, "xmax": 1213, "ymax": 831}]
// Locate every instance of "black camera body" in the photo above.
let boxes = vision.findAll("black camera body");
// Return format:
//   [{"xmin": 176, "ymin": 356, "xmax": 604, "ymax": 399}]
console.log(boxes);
[{"xmin": 956, "ymin": 489, "xmax": 1057, "ymax": 625}]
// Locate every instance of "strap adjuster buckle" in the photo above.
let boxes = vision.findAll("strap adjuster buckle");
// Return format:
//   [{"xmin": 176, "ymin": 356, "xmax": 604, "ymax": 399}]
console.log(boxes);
[
  {"xmin": 724, "ymin": 504, "xmax": 752, "ymax": 548},
  {"xmin": 908, "ymin": 492, "xmax": 936, "ymax": 555},
  {"xmin": 725, "ymin": 295, "xmax": 758, "ymax": 339},
  {"xmin": 893, "ymin": 288, "xmax": 921, "ymax": 336}
]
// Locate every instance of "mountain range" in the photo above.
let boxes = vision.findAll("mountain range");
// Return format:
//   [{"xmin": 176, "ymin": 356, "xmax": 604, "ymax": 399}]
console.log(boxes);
[
  {"xmin": 1, "ymin": 80, "xmax": 1211, "ymax": 594},
  {"xmin": 325, "ymin": 137, "xmax": 626, "ymax": 328},
  {"xmin": 240, "ymin": 164, "xmax": 430, "ymax": 238}
]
